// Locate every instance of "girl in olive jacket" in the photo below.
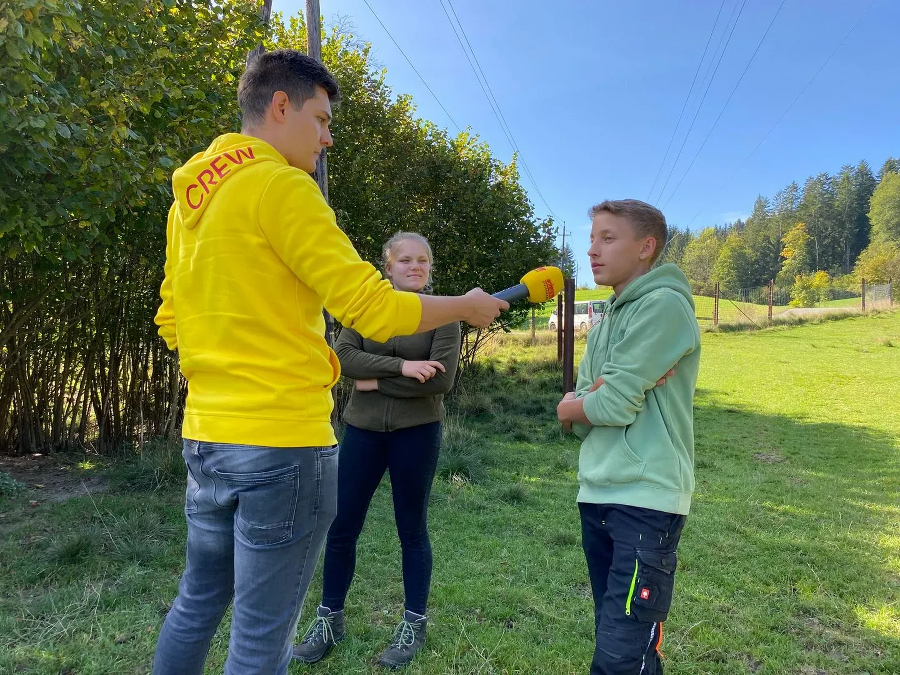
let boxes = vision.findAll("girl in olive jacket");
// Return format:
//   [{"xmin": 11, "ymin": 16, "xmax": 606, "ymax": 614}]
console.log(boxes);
[{"xmin": 294, "ymin": 232, "xmax": 460, "ymax": 669}]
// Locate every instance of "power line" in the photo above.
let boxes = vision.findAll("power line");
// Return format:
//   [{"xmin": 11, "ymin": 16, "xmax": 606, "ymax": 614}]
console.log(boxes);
[
  {"xmin": 652, "ymin": 0, "xmax": 748, "ymax": 206},
  {"xmin": 683, "ymin": 0, "xmax": 878, "ymax": 229},
  {"xmin": 361, "ymin": 0, "xmax": 461, "ymax": 133},
  {"xmin": 438, "ymin": 0, "xmax": 559, "ymax": 219},
  {"xmin": 436, "ymin": 1, "xmax": 515, "ymax": 150},
  {"xmin": 660, "ymin": 0, "xmax": 788, "ymax": 210},
  {"xmin": 646, "ymin": 0, "xmax": 728, "ymax": 202}
]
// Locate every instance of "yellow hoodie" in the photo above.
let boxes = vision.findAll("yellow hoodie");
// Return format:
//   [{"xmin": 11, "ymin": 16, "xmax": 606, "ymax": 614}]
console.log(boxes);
[{"xmin": 155, "ymin": 134, "xmax": 422, "ymax": 447}]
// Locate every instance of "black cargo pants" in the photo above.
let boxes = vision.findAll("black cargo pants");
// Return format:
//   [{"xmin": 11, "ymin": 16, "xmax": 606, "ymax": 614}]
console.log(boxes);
[{"xmin": 579, "ymin": 503, "xmax": 686, "ymax": 675}]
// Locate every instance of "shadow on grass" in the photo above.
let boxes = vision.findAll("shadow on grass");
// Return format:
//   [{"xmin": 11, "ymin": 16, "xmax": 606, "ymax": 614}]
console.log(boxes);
[{"xmin": 674, "ymin": 395, "xmax": 899, "ymax": 672}]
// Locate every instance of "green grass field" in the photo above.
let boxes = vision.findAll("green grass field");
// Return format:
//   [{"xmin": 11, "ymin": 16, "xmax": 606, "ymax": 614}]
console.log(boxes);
[
  {"xmin": 529, "ymin": 288, "xmax": 870, "ymax": 329},
  {"xmin": 529, "ymin": 289, "xmax": 787, "ymax": 328},
  {"xmin": 1, "ymin": 313, "xmax": 898, "ymax": 674}
]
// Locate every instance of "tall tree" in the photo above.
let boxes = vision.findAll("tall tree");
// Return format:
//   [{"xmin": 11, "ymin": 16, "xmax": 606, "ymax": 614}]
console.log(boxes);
[
  {"xmin": 681, "ymin": 227, "xmax": 720, "ymax": 294},
  {"xmin": 854, "ymin": 240, "xmax": 900, "ymax": 284},
  {"xmin": 771, "ymin": 181, "xmax": 801, "ymax": 244},
  {"xmin": 559, "ymin": 244, "xmax": 578, "ymax": 280},
  {"xmin": 798, "ymin": 174, "xmax": 838, "ymax": 271},
  {"xmin": 743, "ymin": 195, "xmax": 776, "ymax": 285},
  {"xmin": 659, "ymin": 227, "xmax": 692, "ymax": 268},
  {"xmin": 834, "ymin": 165, "xmax": 858, "ymax": 273},
  {"xmin": 777, "ymin": 223, "xmax": 812, "ymax": 285},
  {"xmin": 712, "ymin": 233, "xmax": 752, "ymax": 296},
  {"xmin": 877, "ymin": 157, "xmax": 900, "ymax": 182},
  {"xmin": 853, "ymin": 160, "xmax": 877, "ymax": 262},
  {"xmin": 868, "ymin": 171, "xmax": 900, "ymax": 245}
]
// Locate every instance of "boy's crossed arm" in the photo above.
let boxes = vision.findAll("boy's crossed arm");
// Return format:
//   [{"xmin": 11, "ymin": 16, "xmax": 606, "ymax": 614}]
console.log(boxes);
[
  {"xmin": 558, "ymin": 367, "xmax": 675, "ymax": 433},
  {"xmin": 557, "ymin": 294, "xmax": 696, "ymax": 436}
]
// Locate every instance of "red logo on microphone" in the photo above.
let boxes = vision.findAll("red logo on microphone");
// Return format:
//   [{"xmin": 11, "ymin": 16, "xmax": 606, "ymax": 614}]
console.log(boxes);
[{"xmin": 543, "ymin": 279, "xmax": 555, "ymax": 298}]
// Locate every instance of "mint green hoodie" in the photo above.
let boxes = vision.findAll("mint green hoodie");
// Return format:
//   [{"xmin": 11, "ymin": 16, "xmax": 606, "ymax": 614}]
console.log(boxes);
[{"xmin": 573, "ymin": 264, "xmax": 701, "ymax": 515}]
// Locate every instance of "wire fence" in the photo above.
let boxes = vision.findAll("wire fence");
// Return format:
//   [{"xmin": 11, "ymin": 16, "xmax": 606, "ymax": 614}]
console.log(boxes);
[
  {"xmin": 864, "ymin": 281, "xmax": 895, "ymax": 310},
  {"xmin": 696, "ymin": 278, "xmax": 894, "ymax": 327},
  {"xmin": 517, "ymin": 278, "xmax": 894, "ymax": 334}
]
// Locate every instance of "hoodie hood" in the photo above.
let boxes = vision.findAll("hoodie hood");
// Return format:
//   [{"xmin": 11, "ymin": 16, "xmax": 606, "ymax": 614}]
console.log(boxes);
[
  {"xmin": 172, "ymin": 133, "xmax": 287, "ymax": 229},
  {"xmin": 610, "ymin": 263, "xmax": 694, "ymax": 310}
]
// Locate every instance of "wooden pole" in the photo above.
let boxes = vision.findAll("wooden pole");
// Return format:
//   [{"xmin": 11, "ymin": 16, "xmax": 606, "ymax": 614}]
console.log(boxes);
[
  {"xmin": 305, "ymin": 0, "xmax": 335, "ymax": 349},
  {"xmin": 305, "ymin": 1, "xmax": 338, "ymax": 431},
  {"xmin": 306, "ymin": 0, "xmax": 328, "ymax": 199},
  {"xmin": 562, "ymin": 278, "xmax": 575, "ymax": 393},
  {"xmin": 861, "ymin": 278, "xmax": 866, "ymax": 312},
  {"xmin": 713, "ymin": 282, "xmax": 720, "ymax": 327},
  {"xmin": 246, "ymin": 0, "xmax": 274, "ymax": 66},
  {"xmin": 531, "ymin": 306, "xmax": 535, "ymax": 340},
  {"xmin": 768, "ymin": 279, "xmax": 774, "ymax": 321},
  {"xmin": 556, "ymin": 293, "xmax": 563, "ymax": 363}
]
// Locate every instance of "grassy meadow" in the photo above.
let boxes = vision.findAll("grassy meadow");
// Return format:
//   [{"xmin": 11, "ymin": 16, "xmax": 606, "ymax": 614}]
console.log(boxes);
[{"xmin": 1, "ymin": 312, "xmax": 898, "ymax": 674}]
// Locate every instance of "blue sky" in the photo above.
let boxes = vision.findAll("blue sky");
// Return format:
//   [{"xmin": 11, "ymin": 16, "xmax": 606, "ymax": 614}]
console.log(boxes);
[{"xmin": 272, "ymin": 0, "xmax": 900, "ymax": 285}]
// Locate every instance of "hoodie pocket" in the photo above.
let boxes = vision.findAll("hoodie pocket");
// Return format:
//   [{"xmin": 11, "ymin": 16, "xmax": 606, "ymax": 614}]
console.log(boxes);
[
  {"xmin": 325, "ymin": 348, "xmax": 341, "ymax": 389},
  {"xmin": 580, "ymin": 430, "xmax": 646, "ymax": 486}
]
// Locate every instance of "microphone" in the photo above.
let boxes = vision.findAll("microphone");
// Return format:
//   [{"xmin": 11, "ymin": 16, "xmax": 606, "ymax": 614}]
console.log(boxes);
[{"xmin": 492, "ymin": 266, "xmax": 564, "ymax": 304}]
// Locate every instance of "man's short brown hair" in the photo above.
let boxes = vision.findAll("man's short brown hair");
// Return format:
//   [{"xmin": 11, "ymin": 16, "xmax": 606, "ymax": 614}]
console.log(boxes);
[
  {"xmin": 238, "ymin": 49, "xmax": 341, "ymax": 128},
  {"xmin": 588, "ymin": 199, "xmax": 668, "ymax": 264}
]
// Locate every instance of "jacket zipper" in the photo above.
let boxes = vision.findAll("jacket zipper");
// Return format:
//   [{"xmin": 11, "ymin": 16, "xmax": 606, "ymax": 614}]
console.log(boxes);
[{"xmin": 385, "ymin": 337, "xmax": 396, "ymax": 431}]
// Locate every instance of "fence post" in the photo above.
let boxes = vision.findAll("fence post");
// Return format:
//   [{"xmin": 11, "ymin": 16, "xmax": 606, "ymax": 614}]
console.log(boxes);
[
  {"xmin": 861, "ymin": 278, "xmax": 866, "ymax": 312},
  {"xmin": 562, "ymin": 278, "xmax": 576, "ymax": 393},
  {"xmin": 889, "ymin": 278, "xmax": 894, "ymax": 307},
  {"xmin": 531, "ymin": 306, "xmax": 536, "ymax": 340},
  {"xmin": 556, "ymin": 293, "xmax": 563, "ymax": 363},
  {"xmin": 768, "ymin": 280, "xmax": 774, "ymax": 321},
  {"xmin": 713, "ymin": 282, "xmax": 720, "ymax": 326}
]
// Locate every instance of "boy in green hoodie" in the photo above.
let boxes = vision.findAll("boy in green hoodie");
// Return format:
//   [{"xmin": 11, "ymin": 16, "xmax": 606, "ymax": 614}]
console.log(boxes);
[{"xmin": 556, "ymin": 199, "xmax": 701, "ymax": 674}]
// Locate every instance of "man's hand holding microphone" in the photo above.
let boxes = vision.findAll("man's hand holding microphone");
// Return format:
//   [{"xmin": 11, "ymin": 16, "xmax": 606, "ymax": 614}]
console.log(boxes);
[{"xmin": 415, "ymin": 267, "xmax": 563, "ymax": 333}]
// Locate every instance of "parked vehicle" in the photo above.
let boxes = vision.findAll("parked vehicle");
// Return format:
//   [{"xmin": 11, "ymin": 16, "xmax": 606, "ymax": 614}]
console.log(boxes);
[{"xmin": 548, "ymin": 300, "xmax": 606, "ymax": 333}]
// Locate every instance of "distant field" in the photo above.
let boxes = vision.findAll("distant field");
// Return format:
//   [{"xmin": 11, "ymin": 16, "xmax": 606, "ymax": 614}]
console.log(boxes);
[{"xmin": 527, "ymin": 288, "xmax": 867, "ymax": 328}]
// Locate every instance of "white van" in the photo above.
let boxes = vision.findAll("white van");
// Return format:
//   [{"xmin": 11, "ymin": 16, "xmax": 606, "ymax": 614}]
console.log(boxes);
[{"xmin": 548, "ymin": 300, "xmax": 606, "ymax": 333}]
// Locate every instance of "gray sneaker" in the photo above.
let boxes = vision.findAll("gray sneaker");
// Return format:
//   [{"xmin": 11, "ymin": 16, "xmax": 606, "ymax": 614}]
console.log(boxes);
[
  {"xmin": 377, "ymin": 610, "xmax": 427, "ymax": 669},
  {"xmin": 292, "ymin": 605, "xmax": 345, "ymax": 664}
]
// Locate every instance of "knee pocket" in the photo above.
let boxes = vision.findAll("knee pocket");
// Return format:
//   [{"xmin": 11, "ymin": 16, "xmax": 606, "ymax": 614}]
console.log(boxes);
[
  {"xmin": 595, "ymin": 625, "xmax": 651, "ymax": 671},
  {"xmin": 627, "ymin": 549, "xmax": 677, "ymax": 623}
]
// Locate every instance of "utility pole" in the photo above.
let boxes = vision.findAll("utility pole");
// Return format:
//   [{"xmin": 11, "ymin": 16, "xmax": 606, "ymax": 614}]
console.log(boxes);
[
  {"xmin": 305, "ymin": 0, "xmax": 335, "ymax": 349},
  {"xmin": 557, "ymin": 223, "xmax": 570, "ymax": 362},
  {"xmin": 306, "ymin": 1, "xmax": 329, "ymax": 202},
  {"xmin": 246, "ymin": 0, "xmax": 274, "ymax": 66},
  {"xmin": 559, "ymin": 222, "xmax": 568, "ymax": 269},
  {"xmin": 305, "ymin": 1, "xmax": 339, "ymax": 430}
]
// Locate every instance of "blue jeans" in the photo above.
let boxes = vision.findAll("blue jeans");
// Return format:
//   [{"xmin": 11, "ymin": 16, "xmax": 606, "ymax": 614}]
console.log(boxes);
[{"xmin": 152, "ymin": 439, "xmax": 338, "ymax": 675}]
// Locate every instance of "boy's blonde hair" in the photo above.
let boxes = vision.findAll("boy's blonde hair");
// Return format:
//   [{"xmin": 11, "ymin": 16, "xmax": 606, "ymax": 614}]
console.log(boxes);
[
  {"xmin": 588, "ymin": 199, "xmax": 668, "ymax": 265},
  {"xmin": 383, "ymin": 232, "xmax": 434, "ymax": 287}
]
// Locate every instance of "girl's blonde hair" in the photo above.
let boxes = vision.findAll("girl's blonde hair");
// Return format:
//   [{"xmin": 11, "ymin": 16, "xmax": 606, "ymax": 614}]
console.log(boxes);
[{"xmin": 383, "ymin": 232, "xmax": 434, "ymax": 288}]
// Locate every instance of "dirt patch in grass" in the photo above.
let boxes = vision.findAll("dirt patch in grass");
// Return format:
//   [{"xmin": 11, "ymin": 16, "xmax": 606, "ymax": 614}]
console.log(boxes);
[
  {"xmin": 0, "ymin": 453, "xmax": 106, "ymax": 504},
  {"xmin": 753, "ymin": 452, "xmax": 786, "ymax": 464}
]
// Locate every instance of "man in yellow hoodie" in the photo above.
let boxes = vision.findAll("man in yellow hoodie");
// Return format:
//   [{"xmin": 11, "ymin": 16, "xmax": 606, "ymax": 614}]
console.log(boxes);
[{"xmin": 151, "ymin": 50, "xmax": 507, "ymax": 675}]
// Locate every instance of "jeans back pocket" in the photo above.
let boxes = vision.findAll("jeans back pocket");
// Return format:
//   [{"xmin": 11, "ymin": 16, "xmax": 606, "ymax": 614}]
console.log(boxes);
[{"xmin": 214, "ymin": 465, "xmax": 300, "ymax": 546}]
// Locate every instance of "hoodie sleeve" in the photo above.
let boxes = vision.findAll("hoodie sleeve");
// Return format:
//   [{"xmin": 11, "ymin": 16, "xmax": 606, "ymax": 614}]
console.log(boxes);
[
  {"xmin": 258, "ymin": 169, "xmax": 422, "ymax": 342},
  {"xmin": 581, "ymin": 291, "xmax": 699, "ymax": 428},
  {"xmin": 334, "ymin": 327, "xmax": 404, "ymax": 379},
  {"xmin": 376, "ymin": 322, "xmax": 462, "ymax": 398},
  {"xmin": 154, "ymin": 203, "xmax": 178, "ymax": 351}
]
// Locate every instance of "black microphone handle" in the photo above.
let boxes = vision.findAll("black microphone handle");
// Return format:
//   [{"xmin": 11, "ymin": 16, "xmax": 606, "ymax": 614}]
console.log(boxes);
[{"xmin": 492, "ymin": 283, "xmax": 530, "ymax": 303}]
